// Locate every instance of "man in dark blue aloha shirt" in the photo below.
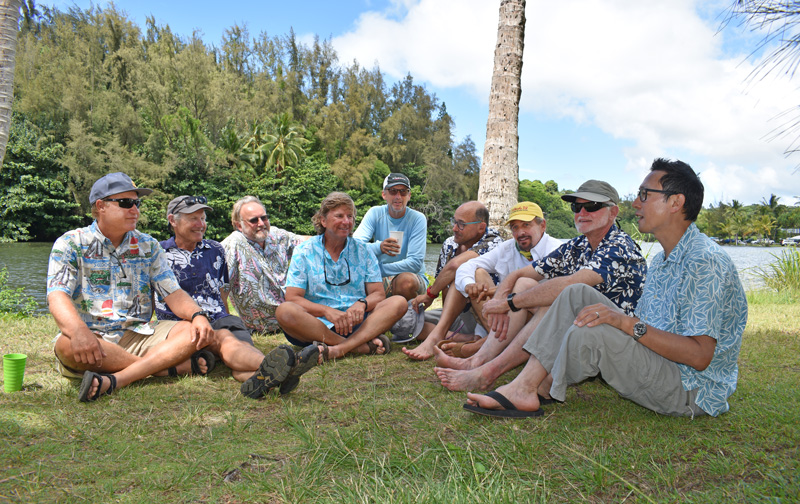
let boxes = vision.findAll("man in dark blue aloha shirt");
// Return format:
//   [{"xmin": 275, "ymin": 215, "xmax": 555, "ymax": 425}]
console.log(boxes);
[
  {"xmin": 434, "ymin": 180, "xmax": 647, "ymax": 392},
  {"xmin": 157, "ymin": 195, "xmax": 321, "ymax": 397}
]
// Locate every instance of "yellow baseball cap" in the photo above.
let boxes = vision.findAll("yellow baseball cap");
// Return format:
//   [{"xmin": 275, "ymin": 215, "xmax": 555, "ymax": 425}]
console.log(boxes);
[{"xmin": 506, "ymin": 201, "xmax": 544, "ymax": 225}]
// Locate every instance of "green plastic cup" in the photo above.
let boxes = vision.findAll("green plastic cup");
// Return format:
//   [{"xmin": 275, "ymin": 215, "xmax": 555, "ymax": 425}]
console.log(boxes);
[{"xmin": 3, "ymin": 353, "xmax": 27, "ymax": 393}]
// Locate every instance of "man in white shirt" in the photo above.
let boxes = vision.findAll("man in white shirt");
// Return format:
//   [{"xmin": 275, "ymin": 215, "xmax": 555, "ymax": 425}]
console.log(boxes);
[{"xmin": 403, "ymin": 202, "xmax": 560, "ymax": 360}]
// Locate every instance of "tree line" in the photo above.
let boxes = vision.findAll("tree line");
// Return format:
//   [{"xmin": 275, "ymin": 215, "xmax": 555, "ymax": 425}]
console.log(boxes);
[{"xmin": 2, "ymin": 3, "xmax": 797, "ymax": 246}]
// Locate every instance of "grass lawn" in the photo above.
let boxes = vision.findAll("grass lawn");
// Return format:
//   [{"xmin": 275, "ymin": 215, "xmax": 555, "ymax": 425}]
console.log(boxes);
[{"xmin": 0, "ymin": 291, "xmax": 798, "ymax": 503}]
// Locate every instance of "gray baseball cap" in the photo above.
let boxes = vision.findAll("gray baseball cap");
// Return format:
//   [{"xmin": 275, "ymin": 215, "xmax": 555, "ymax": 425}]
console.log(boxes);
[
  {"xmin": 561, "ymin": 180, "xmax": 620, "ymax": 205},
  {"xmin": 390, "ymin": 301, "xmax": 426, "ymax": 343},
  {"xmin": 167, "ymin": 195, "xmax": 212, "ymax": 217},
  {"xmin": 89, "ymin": 172, "xmax": 153, "ymax": 204}
]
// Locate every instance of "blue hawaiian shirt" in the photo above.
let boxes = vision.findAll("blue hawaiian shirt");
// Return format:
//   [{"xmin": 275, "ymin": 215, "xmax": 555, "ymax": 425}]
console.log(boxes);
[
  {"xmin": 635, "ymin": 224, "xmax": 747, "ymax": 416},
  {"xmin": 533, "ymin": 224, "xmax": 646, "ymax": 315},
  {"xmin": 156, "ymin": 238, "xmax": 230, "ymax": 322},
  {"xmin": 285, "ymin": 235, "xmax": 381, "ymax": 327},
  {"xmin": 46, "ymin": 222, "xmax": 181, "ymax": 344}
]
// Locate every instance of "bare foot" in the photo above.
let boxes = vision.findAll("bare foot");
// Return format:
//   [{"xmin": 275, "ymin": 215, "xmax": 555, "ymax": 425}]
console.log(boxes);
[
  {"xmin": 402, "ymin": 338, "xmax": 436, "ymax": 360},
  {"xmin": 86, "ymin": 373, "xmax": 114, "ymax": 398},
  {"xmin": 434, "ymin": 366, "xmax": 494, "ymax": 392},
  {"xmin": 465, "ymin": 383, "xmax": 541, "ymax": 413},
  {"xmin": 433, "ymin": 345, "xmax": 479, "ymax": 370}
]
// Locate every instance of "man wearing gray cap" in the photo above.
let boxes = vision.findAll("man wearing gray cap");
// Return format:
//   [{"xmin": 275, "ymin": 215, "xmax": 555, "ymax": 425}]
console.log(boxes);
[{"xmin": 434, "ymin": 180, "xmax": 646, "ymax": 393}]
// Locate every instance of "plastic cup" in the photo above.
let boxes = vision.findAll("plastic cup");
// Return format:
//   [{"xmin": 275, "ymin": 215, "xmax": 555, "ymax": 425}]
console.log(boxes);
[
  {"xmin": 3, "ymin": 353, "xmax": 27, "ymax": 393},
  {"xmin": 389, "ymin": 230, "xmax": 404, "ymax": 249}
]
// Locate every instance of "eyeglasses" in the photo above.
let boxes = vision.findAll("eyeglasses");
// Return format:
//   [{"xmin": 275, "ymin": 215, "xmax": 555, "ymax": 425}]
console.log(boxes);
[
  {"xmin": 245, "ymin": 215, "xmax": 269, "ymax": 225},
  {"xmin": 570, "ymin": 201, "xmax": 610, "ymax": 214},
  {"xmin": 637, "ymin": 187, "xmax": 677, "ymax": 202},
  {"xmin": 181, "ymin": 195, "xmax": 207, "ymax": 206},
  {"xmin": 450, "ymin": 218, "xmax": 481, "ymax": 230},
  {"xmin": 387, "ymin": 188, "xmax": 409, "ymax": 196},
  {"xmin": 324, "ymin": 257, "xmax": 351, "ymax": 286},
  {"xmin": 103, "ymin": 198, "xmax": 141, "ymax": 209}
]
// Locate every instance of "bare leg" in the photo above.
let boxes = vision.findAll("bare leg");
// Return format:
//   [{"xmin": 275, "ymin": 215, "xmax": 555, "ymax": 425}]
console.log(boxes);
[
  {"xmin": 465, "ymin": 354, "xmax": 549, "ymax": 414},
  {"xmin": 276, "ymin": 296, "xmax": 407, "ymax": 359},
  {"xmin": 391, "ymin": 273, "xmax": 422, "ymax": 301},
  {"xmin": 61, "ymin": 321, "xmax": 216, "ymax": 397},
  {"xmin": 434, "ymin": 305, "xmax": 549, "ymax": 391},
  {"xmin": 468, "ymin": 268, "xmax": 496, "ymax": 331},
  {"xmin": 206, "ymin": 329, "xmax": 266, "ymax": 382},
  {"xmin": 402, "ymin": 288, "xmax": 470, "ymax": 360}
]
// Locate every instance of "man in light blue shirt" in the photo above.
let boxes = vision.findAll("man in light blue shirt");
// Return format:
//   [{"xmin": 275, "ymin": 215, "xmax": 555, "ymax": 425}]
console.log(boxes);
[
  {"xmin": 464, "ymin": 158, "xmax": 747, "ymax": 418},
  {"xmin": 353, "ymin": 173, "xmax": 428, "ymax": 300}
]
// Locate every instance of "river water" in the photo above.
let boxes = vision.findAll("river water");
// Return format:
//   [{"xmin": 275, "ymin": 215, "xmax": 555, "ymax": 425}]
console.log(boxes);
[{"xmin": 0, "ymin": 240, "xmax": 788, "ymax": 312}]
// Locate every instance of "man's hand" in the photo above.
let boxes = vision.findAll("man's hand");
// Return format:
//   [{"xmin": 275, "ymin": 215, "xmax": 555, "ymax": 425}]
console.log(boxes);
[
  {"xmin": 326, "ymin": 307, "xmax": 356, "ymax": 336},
  {"xmin": 465, "ymin": 283, "xmax": 495, "ymax": 304},
  {"xmin": 70, "ymin": 328, "xmax": 106, "ymax": 367},
  {"xmin": 483, "ymin": 298, "xmax": 512, "ymax": 340},
  {"xmin": 190, "ymin": 315, "xmax": 215, "ymax": 349},
  {"xmin": 411, "ymin": 292, "xmax": 432, "ymax": 312},
  {"xmin": 380, "ymin": 237, "xmax": 401, "ymax": 256},
  {"xmin": 574, "ymin": 303, "xmax": 626, "ymax": 331},
  {"xmin": 346, "ymin": 301, "xmax": 367, "ymax": 326}
]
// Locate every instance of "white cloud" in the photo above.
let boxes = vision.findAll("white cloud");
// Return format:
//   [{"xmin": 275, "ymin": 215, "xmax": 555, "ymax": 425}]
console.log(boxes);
[{"xmin": 332, "ymin": 0, "xmax": 800, "ymax": 204}]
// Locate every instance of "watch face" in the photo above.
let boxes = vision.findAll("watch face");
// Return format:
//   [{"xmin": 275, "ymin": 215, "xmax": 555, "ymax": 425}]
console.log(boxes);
[{"xmin": 634, "ymin": 322, "xmax": 647, "ymax": 339}]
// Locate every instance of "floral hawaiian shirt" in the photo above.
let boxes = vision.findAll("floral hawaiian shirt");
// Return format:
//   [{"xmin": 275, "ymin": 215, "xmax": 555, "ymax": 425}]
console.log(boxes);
[
  {"xmin": 46, "ymin": 222, "xmax": 181, "ymax": 344},
  {"xmin": 156, "ymin": 238, "xmax": 230, "ymax": 322},
  {"xmin": 533, "ymin": 225, "xmax": 646, "ymax": 315},
  {"xmin": 221, "ymin": 228, "xmax": 305, "ymax": 333}
]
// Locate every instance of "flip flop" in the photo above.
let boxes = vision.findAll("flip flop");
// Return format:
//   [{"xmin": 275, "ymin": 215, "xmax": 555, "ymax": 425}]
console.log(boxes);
[
  {"xmin": 240, "ymin": 345, "xmax": 295, "ymax": 399},
  {"xmin": 463, "ymin": 390, "xmax": 543, "ymax": 419},
  {"xmin": 78, "ymin": 371, "xmax": 117, "ymax": 403},
  {"xmin": 538, "ymin": 394, "xmax": 558, "ymax": 406},
  {"xmin": 366, "ymin": 334, "xmax": 392, "ymax": 355},
  {"xmin": 190, "ymin": 349, "xmax": 217, "ymax": 376},
  {"xmin": 279, "ymin": 342, "xmax": 323, "ymax": 395}
]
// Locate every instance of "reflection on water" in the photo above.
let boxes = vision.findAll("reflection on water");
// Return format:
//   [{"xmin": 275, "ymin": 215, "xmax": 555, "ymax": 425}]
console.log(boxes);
[{"xmin": 0, "ymin": 241, "xmax": 787, "ymax": 312}]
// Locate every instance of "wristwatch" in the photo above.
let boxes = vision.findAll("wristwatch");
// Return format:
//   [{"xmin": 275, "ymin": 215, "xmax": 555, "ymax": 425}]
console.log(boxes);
[
  {"xmin": 507, "ymin": 293, "xmax": 521, "ymax": 312},
  {"xmin": 191, "ymin": 310, "xmax": 210, "ymax": 322},
  {"xmin": 357, "ymin": 298, "xmax": 368, "ymax": 310},
  {"xmin": 633, "ymin": 321, "xmax": 647, "ymax": 341}
]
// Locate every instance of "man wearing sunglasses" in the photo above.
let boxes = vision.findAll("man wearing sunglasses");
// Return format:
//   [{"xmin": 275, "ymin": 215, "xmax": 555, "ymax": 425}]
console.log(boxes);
[
  {"xmin": 47, "ymin": 173, "xmax": 223, "ymax": 402},
  {"xmin": 353, "ymin": 173, "xmax": 428, "ymax": 300},
  {"xmin": 434, "ymin": 180, "xmax": 646, "ymax": 393},
  {"xmin": 221, "ymin": 196, "xmax": 308, "ymax": 334},
  {"xmin": 464, "ymin": 159, "xmax": 747, "ymax": 418},
  {"xmin": 154, "ymin": 196, "xmax": 319, "ymax": 397}
]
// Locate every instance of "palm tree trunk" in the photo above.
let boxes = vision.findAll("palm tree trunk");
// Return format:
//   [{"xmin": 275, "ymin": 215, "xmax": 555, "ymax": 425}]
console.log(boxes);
[
  {"xmin": 0, "ymin": 0, "xmax": 21, "ymax": 169},
  {"xmin": 478, "ymin": 0, "xmax": 525, "ymax": 233}
]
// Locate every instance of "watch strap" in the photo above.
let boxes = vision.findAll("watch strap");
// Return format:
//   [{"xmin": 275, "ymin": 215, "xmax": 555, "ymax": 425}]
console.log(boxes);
[
  {"xmin": 507, "ymin": 293, "xmax": 521, "ymax": 312},
  {"xmin": 191, "ymin": 310, "xmax": 209, "ymax": 321}
]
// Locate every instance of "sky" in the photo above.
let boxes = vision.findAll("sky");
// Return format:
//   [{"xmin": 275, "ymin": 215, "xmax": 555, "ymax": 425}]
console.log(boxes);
[{"xmin": 48, "ymin": 0, "xmax": 800, "ymax": 206}]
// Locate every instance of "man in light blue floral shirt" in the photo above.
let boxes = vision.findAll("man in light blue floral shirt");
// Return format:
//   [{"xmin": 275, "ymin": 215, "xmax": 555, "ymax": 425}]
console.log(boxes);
[
  {"xmin": 434, "ymin": 180, "xmax": 646, "ymax": 392},
  {"xmin": 465, "ymin": 159, "xmax": 747, "ymax": 418}
]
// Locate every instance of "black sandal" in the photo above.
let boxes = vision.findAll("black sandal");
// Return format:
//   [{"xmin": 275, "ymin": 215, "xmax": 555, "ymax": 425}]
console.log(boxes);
[{"xmin": 78, "ymin": 371, "xmax": 117, "ymax": 402}]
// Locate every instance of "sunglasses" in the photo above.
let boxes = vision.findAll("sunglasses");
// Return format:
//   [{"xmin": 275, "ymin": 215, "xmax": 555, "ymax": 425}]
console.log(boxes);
[
  {"xmin": 637, "ymin": 187, "xmax": 676, "ymax": 202},
  {"xmin": 245, "ymin": 215, "xmax": 269, "ymax": 225},
  {"xmin": 570, "ymin": 201, "xmax": 610, "ymax": 213},
  {"xmin": 181, "ymin": 195, "xmax": 207, "ymax": 206},
  {"xmin": 387, "ymin": 188, "xmax": 409, "ymax": 196},
  {"xmin": 104, "ymin": 198, "xmax": 141, "ymax": 209},
  {"xmin": 450, "ymin": 218, "xmax": 481, "ymax": 230},
  {"xmin": 324, "ymin": 257, "xmax": 351, "ymax": 286}
]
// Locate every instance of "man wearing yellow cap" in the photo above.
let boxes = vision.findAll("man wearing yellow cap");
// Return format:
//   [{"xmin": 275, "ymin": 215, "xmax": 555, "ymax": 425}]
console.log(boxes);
[{"xmin": 403, "ymin": 201, "xmax": 560, "ymax": 360}]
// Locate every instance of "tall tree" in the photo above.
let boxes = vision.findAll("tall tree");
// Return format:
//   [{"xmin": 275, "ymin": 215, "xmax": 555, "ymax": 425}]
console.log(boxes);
[
  {"xmin": 478, "ymin": 0, "xmax": 526, "ymax": 231},
  {"xmin": 0, "ymin": 0, "xmax": 22, "ymax": 168}
]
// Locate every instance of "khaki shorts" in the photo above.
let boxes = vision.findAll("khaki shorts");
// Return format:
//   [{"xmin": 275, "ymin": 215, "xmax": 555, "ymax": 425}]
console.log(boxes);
[
  {"xmin": 54, "ymin": 320, "xmax": 181, "ymax": 379},
  {"xmin": 382, "ymin": 273, "xmax": 428, "ymax": 297}
]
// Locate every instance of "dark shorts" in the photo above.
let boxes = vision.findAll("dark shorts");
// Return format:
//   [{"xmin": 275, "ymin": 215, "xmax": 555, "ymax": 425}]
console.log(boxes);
[{"xmin": 211, "ymin": 315, "xmax": 253, "ymax": 345}]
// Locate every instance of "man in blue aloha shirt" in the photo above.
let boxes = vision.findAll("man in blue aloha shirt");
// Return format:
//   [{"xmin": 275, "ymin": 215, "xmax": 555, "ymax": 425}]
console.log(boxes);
[
  {"xmin": 156, "ymin": 195, "xmax": 312, "ymax": 389},
  {"xmin": 464, "ymin": 159, "xmax": 747, "ymax": 418},
  {"xmin": 434, "ymin": 180, "xmax": 647, "ymax": 393}
]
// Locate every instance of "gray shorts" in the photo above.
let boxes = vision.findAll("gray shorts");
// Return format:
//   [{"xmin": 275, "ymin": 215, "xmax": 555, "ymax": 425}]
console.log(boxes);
[{"xmin": 424, "ymin": 308, "xmax": 479, "ymax": 336}]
